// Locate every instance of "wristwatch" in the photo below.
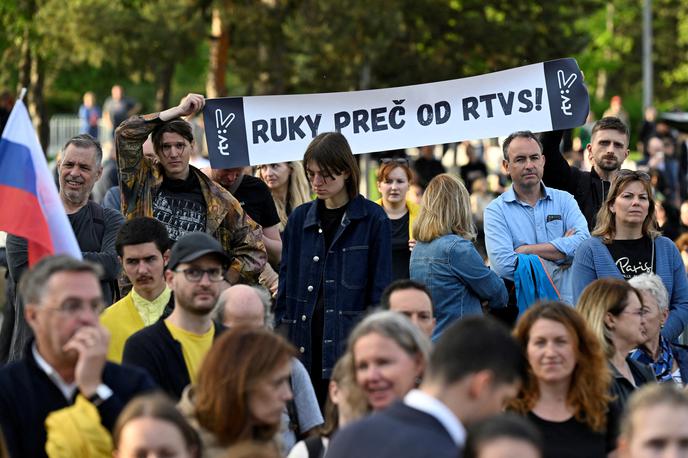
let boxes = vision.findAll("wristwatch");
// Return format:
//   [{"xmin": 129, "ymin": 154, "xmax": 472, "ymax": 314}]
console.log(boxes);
[{"xmin": 84, "ymin": 384, "xmax": 113, "ymax": 407}]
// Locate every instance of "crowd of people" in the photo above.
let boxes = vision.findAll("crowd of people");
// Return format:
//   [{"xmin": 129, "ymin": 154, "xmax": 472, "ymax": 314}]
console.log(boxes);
[{"xmin": 2, "ymin": 90, "xmax": 688, "ymax": 458}]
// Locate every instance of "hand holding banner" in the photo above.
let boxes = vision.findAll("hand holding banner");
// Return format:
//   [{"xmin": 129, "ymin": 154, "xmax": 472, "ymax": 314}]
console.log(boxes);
[{"xmin": 203, "ymin": 58, "xmax": 588, "ymax": 168}]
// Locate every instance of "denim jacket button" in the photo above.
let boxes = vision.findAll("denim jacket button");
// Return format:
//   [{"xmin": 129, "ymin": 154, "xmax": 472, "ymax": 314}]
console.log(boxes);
[
  {"xmin": 318, "ymin": 228, "xmax": 323, "ymax": 234},
  {"xmin": 299, "ymin": 346, "xmax": 305, "ymax": 353},
  {"xmin": 301, "ymin": 314, "xmax": 307, "ymax": 321},
  {"xmin": 313, "ymin": 256, "xmax": 320, "ymax": 262},
  {"xmin": 307, "ymin": 285, "xmax": 314, "ymax": 292}
]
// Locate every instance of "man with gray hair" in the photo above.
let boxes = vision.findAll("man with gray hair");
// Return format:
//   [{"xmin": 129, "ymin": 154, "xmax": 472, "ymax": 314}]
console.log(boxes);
[
  {"xmin": 629, "ymin": 273, "xmax": 688, "ymax": 384},
  {"xmin": 216, "ymin": 284, "xmax": 323, "ymax": 452},
  {"xmin": 2, "ymin": 134, "xmax": 124, "ymax": 363},
  {"xmin": 0, "ymin": 255, "xmax": 154, "ymax": 458}
]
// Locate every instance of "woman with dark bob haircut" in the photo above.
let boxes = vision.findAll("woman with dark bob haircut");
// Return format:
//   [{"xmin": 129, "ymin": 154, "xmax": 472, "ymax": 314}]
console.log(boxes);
[
  {"xmin": 275, "ymin": 132, "xmax": 392, "ymax": 405},
  {"xmin": 572, "ymin": 170, "xmax": 688, "ymax": 342},
  {"xmin": 113, "ymin": 393, "xmax": 201, "ymax": 458},
  {"xmin": 509, "ymin": 302, "xmax": 617, "ymax": 458},
  {"xmin": 178, "ymin": 327, "xmax": 297, "ymax": 457}
]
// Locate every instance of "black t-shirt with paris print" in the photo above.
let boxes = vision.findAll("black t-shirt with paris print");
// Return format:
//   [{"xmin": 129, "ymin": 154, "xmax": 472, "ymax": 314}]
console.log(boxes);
[{"xmin": 607, "ymin": 236, "xmax": 654, "ymax": 280}]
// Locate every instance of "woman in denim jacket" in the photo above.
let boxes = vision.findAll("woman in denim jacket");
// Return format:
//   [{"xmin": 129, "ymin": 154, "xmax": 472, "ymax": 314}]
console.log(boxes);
[
  {"xmin": 410, "ymin": 174, "xmax": 507, "ymax": 341},
  {"xmin": 275, "ymin": 132, "xmax": 392, "ymax": 405}
]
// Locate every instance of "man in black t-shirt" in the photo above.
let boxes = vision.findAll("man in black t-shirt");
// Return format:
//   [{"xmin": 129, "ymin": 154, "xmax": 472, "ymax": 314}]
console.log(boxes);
[
  {"xmin": 2, "ymin": 135, "xmax": 123, "ymax": 363},
  {"xmin": 116, "ymin": 94, "xmax": 266, "ymax": 285}
]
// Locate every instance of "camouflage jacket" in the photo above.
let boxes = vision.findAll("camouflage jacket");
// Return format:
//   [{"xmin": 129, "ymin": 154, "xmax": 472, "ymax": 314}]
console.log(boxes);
[{"xmin": 115, "ymin": 113, "xmax": 266, "ymax": 283}]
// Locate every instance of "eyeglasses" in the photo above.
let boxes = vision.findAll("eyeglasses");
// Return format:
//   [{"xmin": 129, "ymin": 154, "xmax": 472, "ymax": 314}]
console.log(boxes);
[
  {"xmin": 45, "ymin": 300, "xmax": 105, "ymax": 317},
  {"xmin": 616, "ymin": 169, "xmax": 651, "ymax": 182},
  {"xmin": 380, "ymin": 157, "xmax": 409, "ymax": 166},
  {"xmin": 174, "ymin": 267, "xmax": 226, "ymax": 282},
  {"xmin": 621, "ymin": 308, "xmax": 649, "ymax": 318},
  {"xmin": 161, "ymin": 142, "xmax": 189, "ymax": 156}
]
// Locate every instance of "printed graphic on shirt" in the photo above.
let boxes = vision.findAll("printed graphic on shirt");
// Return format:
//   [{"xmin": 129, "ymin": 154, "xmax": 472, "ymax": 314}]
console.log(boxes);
[
  {"xmin": 153, "ymin": 191, "xmax": 207, "ymax": 241},
  {"xmin": 608, "ymin": 237, "xmax": 653, "ymax": 280},
  {"xmin": 615, "ymin": 258, "xmax": 652, "ymax": 279}
]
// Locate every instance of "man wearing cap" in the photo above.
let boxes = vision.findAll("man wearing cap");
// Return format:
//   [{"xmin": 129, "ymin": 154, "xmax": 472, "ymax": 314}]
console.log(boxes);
[{"xmin": 121, "ymin": 231, "xmax": 228, "ymax": 400}]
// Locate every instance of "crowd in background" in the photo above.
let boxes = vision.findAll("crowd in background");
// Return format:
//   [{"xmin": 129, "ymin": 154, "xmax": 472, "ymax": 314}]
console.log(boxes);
[{"xmin": 2, "ymin": 88, "xmax": 688, "ymax": 458}]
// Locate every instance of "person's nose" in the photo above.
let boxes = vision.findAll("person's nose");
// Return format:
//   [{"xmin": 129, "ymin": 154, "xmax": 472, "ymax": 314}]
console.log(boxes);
[
  {"xmin": 136, "ymin": 260, "xmax": 149, "ymax": 275},
  {"xmin": 282, "ymin": 383, "xmax": 293, "ymax": 402},
  {"xmin": 198, "ymin": 272, "xmax": 212, "ymax": 285},
  {"xmin": 312, "ymin": 174, "xmax": 325, "ymax": 186}
]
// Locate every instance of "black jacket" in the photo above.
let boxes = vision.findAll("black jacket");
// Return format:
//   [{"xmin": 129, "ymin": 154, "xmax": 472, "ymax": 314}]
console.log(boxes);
[
  {"xmin": 0, "ymin": 342, "xmax": 155, "ymax": 458},
  {"xmin": 541, "ymin": 130, "xmax": 610, "ymax": 232},
  {"xmin": 122, "ymin": 318, "xmax": 225, "ymax": 400}
]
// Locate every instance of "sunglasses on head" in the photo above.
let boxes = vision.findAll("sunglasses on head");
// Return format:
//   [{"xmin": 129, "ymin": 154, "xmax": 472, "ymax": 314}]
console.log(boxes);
[
  {"xmin": 616, "ymin": 169, "xmax": 651, "ymax": 182},
  {"xmin": 380, "ymin": 157, "xmax": 409, "ymax": 166}
]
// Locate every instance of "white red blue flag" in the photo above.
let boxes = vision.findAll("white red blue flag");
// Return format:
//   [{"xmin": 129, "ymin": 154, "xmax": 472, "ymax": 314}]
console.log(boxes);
[{"xmin": 0, "ymin": 99, "xmax": 81, "ymax": 265}]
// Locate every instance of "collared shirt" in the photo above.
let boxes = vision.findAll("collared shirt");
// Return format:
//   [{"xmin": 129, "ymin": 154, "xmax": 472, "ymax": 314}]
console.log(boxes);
[
  {"xmin": 32, "ymin": 344, "xmax": 77, "ymax": 402},
  {"xmin": 484, "ymin": 183, "xmax": 589, "ymax": 281},
  {"xmin": 131, "ymin": 287, "xmax": 172, "ymax": 326},
  {"xmin": 404, "ymin": 389, "xmax": 466, "ymax": 446}
]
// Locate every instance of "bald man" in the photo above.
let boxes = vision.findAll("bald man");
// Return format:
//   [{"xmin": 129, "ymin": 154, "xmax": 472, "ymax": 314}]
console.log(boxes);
[
  {"xmin": 216, "ymin": 284, "xmax": 272, "ymax": 329},
  {"xmin": 215, "ymin": 285, "xmax": 323, "ymax": 452}
]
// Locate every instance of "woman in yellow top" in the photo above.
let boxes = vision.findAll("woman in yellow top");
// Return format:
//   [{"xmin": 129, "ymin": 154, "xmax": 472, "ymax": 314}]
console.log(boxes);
[{"xmin": 375, "ymin": 158, "xmax": 420, "ymax": 281}]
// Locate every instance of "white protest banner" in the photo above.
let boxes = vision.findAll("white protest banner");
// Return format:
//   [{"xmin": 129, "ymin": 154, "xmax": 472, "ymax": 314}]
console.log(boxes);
[{"xmin": 203, "ymin": 58, "xmax": 588, "ymax": 168}]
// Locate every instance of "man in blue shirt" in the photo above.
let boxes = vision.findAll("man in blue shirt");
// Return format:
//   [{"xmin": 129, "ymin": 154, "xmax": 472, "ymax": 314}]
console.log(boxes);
[{"xmin": 484, "ymin": 131, "xmax": 589, "ymax": 304}]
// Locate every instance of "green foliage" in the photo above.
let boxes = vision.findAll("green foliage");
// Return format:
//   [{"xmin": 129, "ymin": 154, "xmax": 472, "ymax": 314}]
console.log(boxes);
[{"xmin": 1, "ymin": 0, "xmax": 686, "ymax": 129}]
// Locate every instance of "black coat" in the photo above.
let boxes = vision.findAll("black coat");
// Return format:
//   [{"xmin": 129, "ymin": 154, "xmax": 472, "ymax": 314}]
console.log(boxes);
[{"xmin": 0, "ymin": 343, "xmax": 155, "ymax": 458}]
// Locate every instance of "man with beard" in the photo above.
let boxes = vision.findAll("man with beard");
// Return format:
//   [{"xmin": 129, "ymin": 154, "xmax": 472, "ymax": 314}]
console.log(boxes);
[
  {"xmin": 122, "ymin": 231, "xmax": 228, "ymax": 399},
  {"xmin": 100, "ymin": 217, "xmax": 173, "ymax": 363},
  {"xmin": 0, "ymin": 256, "xmax": 154, "ymax": 458},
  {"xmin": 542, "ymin": 117, "xmax": 630, "ymax": 231}
]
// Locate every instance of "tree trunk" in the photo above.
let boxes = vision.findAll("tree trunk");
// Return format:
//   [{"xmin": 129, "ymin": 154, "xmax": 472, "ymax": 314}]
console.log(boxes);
[
  {"xmin": 28, "ymin": 54, "xmax": 49, "ymax": 154},
  {"xmin": 155, "ymin": 61, "xmax": 176, "ymax": 111},
  {"xmin": 595, "ymin": 3, "xmax": 615, "ymax": 102},
  {"xmin": 206, "ymin": 7, "xmax": 230, "ymax": 98},
  {"xmin": 17, "ymin": 28, "xmax": 32, "ymax": 95}
]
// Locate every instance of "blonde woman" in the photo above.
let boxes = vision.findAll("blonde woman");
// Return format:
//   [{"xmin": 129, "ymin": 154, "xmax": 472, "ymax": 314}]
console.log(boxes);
[
  {"xmin": 410, "ymin": 174, "xmax": 507, "ymax": 340},
  {"xmin": 258, "ymin": 162, "xmax": 311, "ymax": 232}
]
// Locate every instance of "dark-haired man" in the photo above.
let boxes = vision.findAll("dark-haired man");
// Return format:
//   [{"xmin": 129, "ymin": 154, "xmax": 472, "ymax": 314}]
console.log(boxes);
[
  {"xmin": 380, "ymin": 279, "xmax": 436, "ymax": 338},
  {"xmin": 542, "ymin": 117, "xmax": 630, "ymax": 231},
  {"xmin": 485, "ymin": 131, "xmax": 589, "ymax": 305},
  {"xmin": 327, "ymin": 316, "xmax": 526, "ymax": 458},
  {"xmin": 0, "ymin": 256, "xmax": 154, "ymax": 458},
  {"xmin": 122, "ymin": 231, "xmax": 228, "ymax": 400},
  {"xmin": 100, "ymin": 217, "xmax": 173, "ymax": 363},
  {"xmin": 115, "ymin": 93, "xmax": 266, "ymax": 285}
]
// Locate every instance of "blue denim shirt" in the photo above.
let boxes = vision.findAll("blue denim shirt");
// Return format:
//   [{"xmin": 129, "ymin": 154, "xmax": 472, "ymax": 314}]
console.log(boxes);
[
  {"xmin": 410, "ymin": 234, "xmax": 507, "ymax": 340},
  {"xmin": 484, "ymin": 184, "xmax": 589, "ymax": 303},
  {"xmin": 274, "ymin": 195, "xmax": 392, "ymax": 379}
]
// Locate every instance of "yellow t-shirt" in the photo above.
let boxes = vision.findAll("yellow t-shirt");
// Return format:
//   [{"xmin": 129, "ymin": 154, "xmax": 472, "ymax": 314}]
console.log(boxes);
[{"xmin": 164, "ymin": 320, "xmax": 214, "ymax": 384}]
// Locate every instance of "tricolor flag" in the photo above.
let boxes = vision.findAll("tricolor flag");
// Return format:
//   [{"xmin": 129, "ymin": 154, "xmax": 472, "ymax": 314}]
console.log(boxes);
[{"xmin": 0, "ymin": 98, "xmax": 81, "ymax": 265}]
